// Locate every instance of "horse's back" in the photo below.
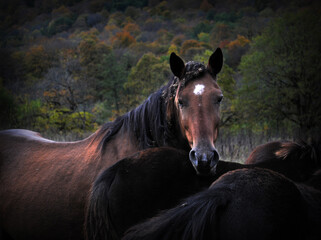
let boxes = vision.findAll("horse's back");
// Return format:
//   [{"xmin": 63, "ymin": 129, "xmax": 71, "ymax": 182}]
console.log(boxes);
[
  {"xmin": 0, "ymin": 129, "xmax": 93, "ymax": 240},
  {"xmin": 0, "ymin": 129, "xmax": 54, "ymax": 142},
  {"xmin": 215, "ymin": 168, "xmax": 306, "ymax": 240},
  {"xmin": 0, "ymin": 129, "xmax": 56, "ymax": 164}
]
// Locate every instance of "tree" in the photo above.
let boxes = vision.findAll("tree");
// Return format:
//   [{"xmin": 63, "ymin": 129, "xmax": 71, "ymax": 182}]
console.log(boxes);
[
  {"xmin": 180, "ymin": 39, "xmax": 201, "ymax": 58},
  {"xmin": 209, "ymin": 23, "xmax": 233, "ymax": 49},
  {"xmin": 200, "ymin": 0, "xmax": 214, "ymax": 12},
  {"xmin": 238, "ymin": 8, "xmax": 321, "ymax": 140},
  {"xmin": 78, "ymin": 29, "xmax": 112, "ymax": 91},
  {"xmin": 96, "ymin": 51, "xmax": 131, "ymax": 118},
  {"xmin": 124, "ymin": 52, "xmax": 170, "ymax": 109},
  {"xmin": 225, "ymin": 34, "xmax": 250, "ymax": 68},
  {"xmin": 112, "ymin": 31, "xmax": 136, "ymax": 48},
  {"xmin": 123, "ymin": 22, "xmax": 141, "ymax": 37},
  {"xmin": 0, "ymin": 80, "xmax": 18, "ymax": 129},
  {"xmin": 40, "ymin": 54, "xmax": 96, "ymax": 134},
  {"xmin": 25, "ymin": 45, "xmax": 51, "ymax": 80}
]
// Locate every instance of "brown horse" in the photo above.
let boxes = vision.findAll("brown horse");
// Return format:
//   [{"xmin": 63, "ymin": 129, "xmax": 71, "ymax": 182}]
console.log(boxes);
[
  {"xmin": 0, "ymin": 49, "xmax": 223, "ymax": 240},
  {"xmin": 123, "ymin": 168, "xmax": 321, "ymax": 240}
]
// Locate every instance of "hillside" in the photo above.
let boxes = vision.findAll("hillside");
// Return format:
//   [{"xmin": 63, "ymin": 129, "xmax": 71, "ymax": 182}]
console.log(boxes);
[{"xmin": 0, "ymin": 0, "xmax": 320, "ymax": 159}]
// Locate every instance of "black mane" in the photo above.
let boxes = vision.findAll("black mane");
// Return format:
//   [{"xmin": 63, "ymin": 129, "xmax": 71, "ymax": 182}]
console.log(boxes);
[
  {"xmin": 96, "ymin": 61, "xmax": 211, "ymax": 153},
  {"xmin": 97, "ymin": 78, "xmax": 178, "ymax": 153}
]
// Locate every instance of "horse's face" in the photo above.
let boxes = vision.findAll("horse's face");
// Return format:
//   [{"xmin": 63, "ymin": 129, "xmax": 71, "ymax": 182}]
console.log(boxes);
[
  {"xmin": 170, "ymin": 49, "xmax": 223, "ymax": 176},
  {"xmin": 175, "ymin": 75, "xmax": 222, "ymax": 175}
]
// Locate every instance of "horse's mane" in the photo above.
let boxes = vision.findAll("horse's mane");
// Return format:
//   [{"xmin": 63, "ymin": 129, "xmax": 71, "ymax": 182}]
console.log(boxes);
[
  {"xmin": 96, "ymin": 81, "xmax": 174, "ymax": 153},
  {"xmin": 96, "ymin": 61, "xmax": 212, "ymax": 153}
]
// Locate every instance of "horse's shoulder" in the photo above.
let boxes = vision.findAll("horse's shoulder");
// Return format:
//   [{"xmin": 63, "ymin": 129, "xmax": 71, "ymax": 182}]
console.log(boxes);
[{"xmin": 0, "ymin": 129, "xmax": 55, "ymax": 143}]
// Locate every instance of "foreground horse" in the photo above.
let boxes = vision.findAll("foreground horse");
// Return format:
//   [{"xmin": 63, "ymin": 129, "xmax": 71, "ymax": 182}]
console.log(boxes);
[
  {"xmin": 85, "ymin": 141, "xmax": 321, "ymax": 239},
  {"xmin": 85, "ymin": 148, "xmax": 215, "ymax": 240},
  {"xmin": 123, "ymin": 168, "xmax": 321, "ymax": 240},
  {"xmin": 0, "ymin": 49, "xmax": 223, "ymax": 240}
]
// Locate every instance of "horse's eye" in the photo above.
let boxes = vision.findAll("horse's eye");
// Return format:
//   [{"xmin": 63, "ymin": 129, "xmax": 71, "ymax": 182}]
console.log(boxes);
[
  {"xmin": 178, "ymin": 99, "xmax": 185, "ymax": 108},
  {"xmin": 217, "ymin": 95, "xmax": 223, "ymax": 104}
]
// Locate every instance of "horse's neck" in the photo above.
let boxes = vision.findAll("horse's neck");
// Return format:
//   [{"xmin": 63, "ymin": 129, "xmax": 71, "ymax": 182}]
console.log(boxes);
[
  {"xmin": 107, "ymin": 126, "xmax": 140, "ymax": 159},
  {"xmin": 94, "ymin": 91, "xmax": 188, "ymax": 167}
]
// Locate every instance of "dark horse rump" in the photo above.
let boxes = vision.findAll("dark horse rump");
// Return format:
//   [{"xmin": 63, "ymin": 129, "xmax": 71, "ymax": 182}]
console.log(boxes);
[
  {"xmin": 86, "ymin": 140, "xmax": 321, "ymax": 240},
  {"xmin": 123, "ymin": 168, "xmax": 321, "ymax": 240}
]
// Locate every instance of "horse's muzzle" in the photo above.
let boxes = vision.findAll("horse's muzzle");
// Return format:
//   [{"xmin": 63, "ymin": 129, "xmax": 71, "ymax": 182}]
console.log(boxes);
[{"xmin": 189, "ymin": 147, "xmax": 219, "ymax": 176}]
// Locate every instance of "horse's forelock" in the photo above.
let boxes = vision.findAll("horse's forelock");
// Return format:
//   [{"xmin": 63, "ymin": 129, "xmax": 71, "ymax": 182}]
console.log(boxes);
[
  {"xmin": 163, "ymin": 61, "xmax": 212, "ymax": 100},
  {"xmin": 178, "ymin": 61, "xmax": 209, "ymax": 91}
]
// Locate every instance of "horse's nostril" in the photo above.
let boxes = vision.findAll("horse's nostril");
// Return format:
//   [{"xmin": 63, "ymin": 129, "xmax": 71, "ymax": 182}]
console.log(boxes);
[
  {"xmin": 189, "ymin": 149, "xmax": 197, "ymax": 163},
  {"xmin": 209, "ymin": 149, "xmax": 219, "ymax": 169},
  {"xmin": 213, "ymin": 149, "xmax": 219, "ymax": 162},
  {"xmin": 189, "ymin": 148, "xmax": 220, "ymax": 174}
]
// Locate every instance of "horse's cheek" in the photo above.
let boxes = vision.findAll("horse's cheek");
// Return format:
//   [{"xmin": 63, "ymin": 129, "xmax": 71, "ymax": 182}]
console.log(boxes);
[{"xmin": 178, "ymin": 110, "xmax": 193, "ymax": 144}]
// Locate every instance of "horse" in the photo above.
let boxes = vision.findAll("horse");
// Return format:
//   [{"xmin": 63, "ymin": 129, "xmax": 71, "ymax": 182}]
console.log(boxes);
[
  {"xmin": 246, "ymin": 140, "xmax": 321, "ymax": 164},
  {"xmin": 0, "ymin": 49, "xmax": 223, "ymax": 240},
  {"xmin": 85, "ymin": 147, "xmax": 216, "ymax": 240},
  {"xmin": 85, "ymin": 140, "xmax": 321, "ymax": 239},
  {"xmin": 215, "ymin": 140, "xmax": 321, "ymax": 183},
  {"xmin": 242, "ymin": 140, "xmax": 321, "ymax": 181},
  {"xmin": 123, "ymin": 168, "xmax": 321, "ymax": 240}
]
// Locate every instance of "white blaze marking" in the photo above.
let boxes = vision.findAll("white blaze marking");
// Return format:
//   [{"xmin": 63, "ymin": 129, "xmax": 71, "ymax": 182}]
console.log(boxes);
[{"xmin": 193, "ymin": 84, "xmax": 205, "ymax": 95}]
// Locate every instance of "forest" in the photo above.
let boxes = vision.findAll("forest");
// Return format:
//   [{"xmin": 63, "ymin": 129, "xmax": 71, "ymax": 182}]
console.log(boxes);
[{"xmin": 0, "ymin": 0, "xmax": 320, "ymax": 161}]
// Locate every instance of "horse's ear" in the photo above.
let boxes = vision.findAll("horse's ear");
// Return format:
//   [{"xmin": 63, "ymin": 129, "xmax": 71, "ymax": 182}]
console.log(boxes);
[
  {"xmin": 170, "ymin": 52, "xmax": 185, "ymax": 79},
  {"xmin": 208, "ymin": 48, "xmax": 223, "ymax": 76}
]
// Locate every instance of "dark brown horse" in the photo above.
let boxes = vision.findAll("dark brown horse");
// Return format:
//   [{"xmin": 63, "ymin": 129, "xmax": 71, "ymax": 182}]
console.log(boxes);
[
  {"xmin": 123, "ymin": 168, "xmax": 321, "ymax": 240},
  {"xmin": 242, "ymin": 140, "xmax": 321, "ymax": 181},
  {"xmin": 85, "ymin": 140, "xmax": 321, "ymax": 239},
  {"xmin": 85, "ymin": 147, "xmax": 216, "ymax": 240},
  {"xmin": 0, "ymin": 49, "xmax": 223, "ymax": 240}
]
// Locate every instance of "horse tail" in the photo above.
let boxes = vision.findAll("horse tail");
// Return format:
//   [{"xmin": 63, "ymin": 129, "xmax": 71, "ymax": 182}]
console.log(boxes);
[
  {"xmin": 85, "ymin": 161, "xmax": 122, "ymax": 240},
  {"xmin": 122, "ymin": 188, "xmax": 229, "ymax": 240}
]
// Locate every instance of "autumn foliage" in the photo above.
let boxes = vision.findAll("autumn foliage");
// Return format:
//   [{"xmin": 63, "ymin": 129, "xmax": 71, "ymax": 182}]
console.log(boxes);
[
  {"xmin": 1, "ymin": 0, "xmax": 320, "ymax": 144},
  {"xmin": 112, "ymin": 31, "xmax": 136, "ymax": 48}
]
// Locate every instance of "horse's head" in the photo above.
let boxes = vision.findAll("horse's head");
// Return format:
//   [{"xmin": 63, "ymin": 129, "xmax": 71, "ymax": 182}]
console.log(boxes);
[{"xmin": 168, "ymin": 48, "xmax": 223, "ymax": 176}]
